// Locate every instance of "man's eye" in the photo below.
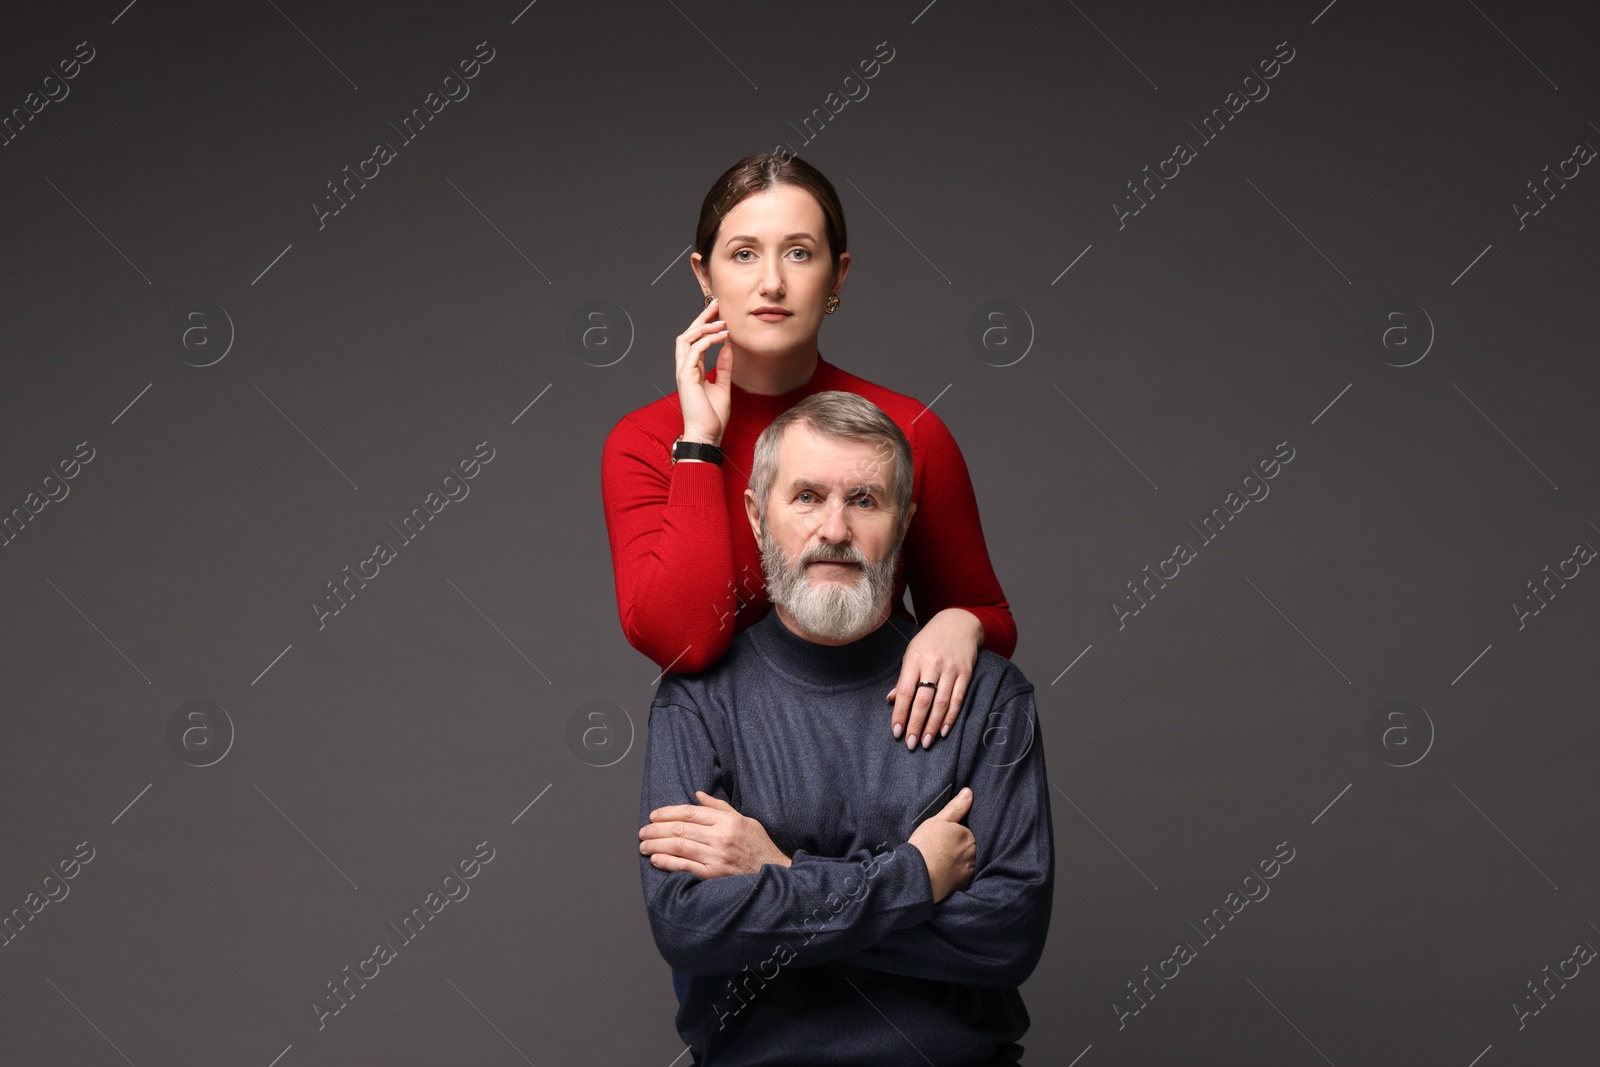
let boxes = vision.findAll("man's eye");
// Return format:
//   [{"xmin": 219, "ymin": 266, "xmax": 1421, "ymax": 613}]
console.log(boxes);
[{"xmin": 853, "ymin": 495, "xmax": 874, "ymax": 508}]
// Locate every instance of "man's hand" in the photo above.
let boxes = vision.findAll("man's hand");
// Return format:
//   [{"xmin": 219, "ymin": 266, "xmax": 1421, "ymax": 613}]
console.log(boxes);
[
  {"xmin": 907, "ymin": 787, "xmax": 976, "ymax": 903},
  {"xmin": 639, "ymin": 791, "xmax": 791, "ymax": 879},
  {"xmin": 887, "ymin": 608, "xmax": 983, "ymax": 751}
]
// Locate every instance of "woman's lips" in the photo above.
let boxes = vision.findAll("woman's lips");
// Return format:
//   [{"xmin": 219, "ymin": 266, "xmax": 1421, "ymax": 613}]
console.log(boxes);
[{"xmin": 753, "ymin": 310, "xmax": 791, "ymax": 322}]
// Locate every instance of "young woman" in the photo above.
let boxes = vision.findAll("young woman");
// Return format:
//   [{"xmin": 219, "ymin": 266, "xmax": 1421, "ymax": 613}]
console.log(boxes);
[{"xmin": 601, "ymin": 152, "xmax": 1015, "ymax": 751}]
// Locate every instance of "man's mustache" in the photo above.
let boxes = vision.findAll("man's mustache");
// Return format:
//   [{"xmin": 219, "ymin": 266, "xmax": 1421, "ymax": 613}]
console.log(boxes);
[{"xmin": 800, "ymin": 544, "xmax": 866, "ymax": 566}]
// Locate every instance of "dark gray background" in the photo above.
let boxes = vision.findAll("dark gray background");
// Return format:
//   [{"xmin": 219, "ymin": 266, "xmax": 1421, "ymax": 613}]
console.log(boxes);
[{"xmin": 2, "ymin": 1, "xmax": 1596, "ymax": 1064}]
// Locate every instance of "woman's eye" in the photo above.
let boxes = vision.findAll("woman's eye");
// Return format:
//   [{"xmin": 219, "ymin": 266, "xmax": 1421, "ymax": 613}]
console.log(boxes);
[
  {"xmin": 733, "ymin": 250, "xmax": 754, "ymax": 262},
  {"xmin": 788, "ymin": 248, "xmax": 811, "ymax": 261}
]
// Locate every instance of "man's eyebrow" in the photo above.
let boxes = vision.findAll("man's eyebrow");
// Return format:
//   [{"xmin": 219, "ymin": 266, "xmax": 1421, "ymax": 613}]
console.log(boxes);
[
  {"xmin": 723, "ymin": 232, "xmax": 817, "ymax": 246},
  {"xmin": 787, "ymin": 478, "xmax": 888, "ymax": 499}
]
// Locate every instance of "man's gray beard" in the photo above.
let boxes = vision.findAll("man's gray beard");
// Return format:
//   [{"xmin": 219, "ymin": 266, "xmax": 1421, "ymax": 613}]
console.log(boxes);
[{"xmin": 759, "ymin": 517, "xmax": 901, "ymax": 642}]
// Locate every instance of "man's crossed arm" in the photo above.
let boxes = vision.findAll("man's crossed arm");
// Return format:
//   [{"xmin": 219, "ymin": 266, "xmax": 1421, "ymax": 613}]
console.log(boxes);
[
  {"xmin": 637, "ymin": 693, "xmax": 1052, "ymax": 989},
  {"xmin": 642, "ymin": 787, "xmax": 977, "ymax": 898},
  {"xmin": 640, "ymin": 790, "xmax": 795, "ymax": 877}
]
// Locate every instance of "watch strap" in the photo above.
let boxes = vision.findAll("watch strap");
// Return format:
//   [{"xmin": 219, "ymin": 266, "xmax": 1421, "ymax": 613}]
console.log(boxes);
[{"xmin": 671, "ymin": 435, "xmax": 724, "ymax": 466}]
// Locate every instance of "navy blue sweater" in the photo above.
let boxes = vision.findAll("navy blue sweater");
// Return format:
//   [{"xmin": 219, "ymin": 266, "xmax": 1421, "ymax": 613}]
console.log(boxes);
[{"xmin": 639, "ymin": 607, "xmax": 1054, "ymax": 1066}]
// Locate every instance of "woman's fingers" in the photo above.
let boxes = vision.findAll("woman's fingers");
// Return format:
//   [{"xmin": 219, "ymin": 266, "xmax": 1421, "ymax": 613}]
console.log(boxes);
[
  {"xmin": 681, "ymin": 296, "xmax": 723, "ymax": 350},
  {"xmin": 708, "ymin": 328, "xmax": 733, "ymax": 388},
  {"xmin": 675, "ymin": 318, "xmax": 728, "ymax": 382},
  {"xmin": 940, "ymin": 671, "xmax": 971, "ymax": 737},
  {"xmin": 679, "ymin": 294, "xmax": 719, "ymax": 342},
  {"xmin": 693, "ymin": 323, "xmax": 730, "ymax": 362},
  {"xmin": 674, "ymin": 297, "xmax": 731, "ymax": 441},
  {"xmin": 904, "ymin": 675, "xmax": 939, "ymax": 750},
  {"xmin": 891, "ymin": 647, "xmax": 963, "ymax": 750},
  {"xmin": 888, "ymin": 656, "xmax": 974, "ymax": 749},
  {"xmin": 923, "ymin": 667, "xmax": 971, "ymax": 741},
  {"xmin": 915, "ymin": 673, "xmax": 959, "ymax": 748},
  {"xmin": 887, "ymin": 657, "xmax": 922, "ymax": 740}
]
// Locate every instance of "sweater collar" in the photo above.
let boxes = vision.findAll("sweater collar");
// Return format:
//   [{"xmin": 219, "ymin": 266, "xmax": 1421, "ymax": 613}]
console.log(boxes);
[
  {"xmin": 724, "ymin": 353, "xmax": 841, "ymax": 423},
  {"xmin": 746, "ymin": 603, "xmax": 916, "ymax": 691}
]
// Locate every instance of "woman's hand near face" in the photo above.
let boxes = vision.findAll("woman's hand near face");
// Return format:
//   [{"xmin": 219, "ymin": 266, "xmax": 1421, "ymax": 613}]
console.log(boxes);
[{"xmin": 676, "ymin": 297, "xmax": 732, "ymax": 447}]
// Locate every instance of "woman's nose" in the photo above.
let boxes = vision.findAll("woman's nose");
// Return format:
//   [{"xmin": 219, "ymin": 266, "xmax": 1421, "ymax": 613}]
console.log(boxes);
[{"xmin": 760, "ymin": 261, "xmax": 784, "ymax": 295}]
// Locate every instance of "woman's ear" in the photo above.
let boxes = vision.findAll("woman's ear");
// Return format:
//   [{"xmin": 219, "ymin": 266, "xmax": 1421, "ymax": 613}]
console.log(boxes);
[{"xmin": 832, "ymin": 250, "xmax": 852, "ymax": 290}]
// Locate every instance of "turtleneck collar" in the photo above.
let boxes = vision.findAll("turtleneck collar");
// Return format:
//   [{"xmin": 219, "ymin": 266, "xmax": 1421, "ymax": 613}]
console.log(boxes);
[
  {"xmin": 722, "ymin": 352, "xmax": 839, "ymax": 424},
  {"xmin": 746, "ymin": 602, "xmax": 916, "ymax": 692}
]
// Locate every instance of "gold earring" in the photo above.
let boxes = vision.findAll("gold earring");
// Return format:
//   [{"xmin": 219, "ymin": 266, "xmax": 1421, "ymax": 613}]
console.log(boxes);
[
  {"xmin": 703, "ymin": 293, "xmax": 714, "ymax": 307},
  {"xmin": 824, "ymin": 293, "xmax": 840, "ymax": 314}
]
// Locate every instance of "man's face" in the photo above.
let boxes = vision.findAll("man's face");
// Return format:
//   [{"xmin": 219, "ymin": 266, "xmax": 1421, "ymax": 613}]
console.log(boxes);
[{"xmin": 745, "ymin": 422, "xmax": 915, "ymax": 643}]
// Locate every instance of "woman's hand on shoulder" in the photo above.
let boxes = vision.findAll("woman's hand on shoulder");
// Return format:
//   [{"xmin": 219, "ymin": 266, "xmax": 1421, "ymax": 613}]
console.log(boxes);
[
  {"xmin": 676, "ymin": 296, "xmax": 731, "ymax": 446},
  {"xmin": 885, "ymin": 608, "xmax": 984, "ymax": 751}
]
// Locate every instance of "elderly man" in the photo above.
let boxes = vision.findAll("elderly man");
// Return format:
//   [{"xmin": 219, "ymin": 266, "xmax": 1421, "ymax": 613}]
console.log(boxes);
[{"xmin": 636, "ymin": 390, "xmax": 1053, "ymax": 1066}]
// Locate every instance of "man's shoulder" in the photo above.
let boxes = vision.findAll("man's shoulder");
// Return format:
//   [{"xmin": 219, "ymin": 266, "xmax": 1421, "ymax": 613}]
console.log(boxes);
[
  {"xmin": 961, "ymin": 651, "xmax": 1042, "ymax": 770},
  {"xmin": 971, "ymin": 647, "xmax": 1036, "ymax": 709},
  {"xmin": 652, "ymin": 629, "xmax": 762, "ymax": 711}
]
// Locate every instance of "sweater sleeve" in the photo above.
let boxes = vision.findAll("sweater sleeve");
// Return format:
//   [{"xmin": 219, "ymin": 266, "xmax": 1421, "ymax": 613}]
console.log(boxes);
[
  {"xmin": 601, "ymin": 413, "xmax": 739, "ymax": 673},
  {"xmin": 639, "ymin": 700, "xmax": 937, "ymax": 976},
  {"xmin": 900, "ymin": 406, "xmax": 1019, "ymax": 659},
  {"xmin": 832, "ymin": 687, "xmax": 1053, "ymax": 989}
]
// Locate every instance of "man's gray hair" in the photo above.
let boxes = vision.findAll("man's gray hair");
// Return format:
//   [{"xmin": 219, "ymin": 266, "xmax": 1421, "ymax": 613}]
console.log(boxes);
[{"xmin": 748, "ymin": 390, "xmax": 913, "ymax": 526}]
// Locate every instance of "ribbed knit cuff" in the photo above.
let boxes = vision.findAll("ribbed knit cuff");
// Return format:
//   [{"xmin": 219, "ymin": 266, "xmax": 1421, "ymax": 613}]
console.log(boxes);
[{"xmin": 666, "ymin": 457, "xmax": 725, "ymax": 507}]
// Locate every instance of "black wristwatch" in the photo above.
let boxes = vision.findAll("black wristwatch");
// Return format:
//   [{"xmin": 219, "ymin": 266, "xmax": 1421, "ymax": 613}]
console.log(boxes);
[{"xmin": 671, "ymin": 435, "xmax": 724, "ymax": 466}]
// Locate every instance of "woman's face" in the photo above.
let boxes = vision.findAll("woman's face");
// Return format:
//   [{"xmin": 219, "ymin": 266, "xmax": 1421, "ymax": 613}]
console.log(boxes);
[{"xmin": 693, "ymin": 184, "xmax": 849, "ymax": 358}]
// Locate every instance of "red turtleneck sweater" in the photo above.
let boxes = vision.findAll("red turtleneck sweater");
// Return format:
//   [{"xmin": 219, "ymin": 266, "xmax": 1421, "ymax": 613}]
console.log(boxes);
[{"xmin": 601, "ymin": 354, "xmax": 1017, "ymax": 674}]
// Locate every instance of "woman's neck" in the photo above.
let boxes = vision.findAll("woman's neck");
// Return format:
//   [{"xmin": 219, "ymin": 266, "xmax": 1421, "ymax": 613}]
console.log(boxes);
[{"xmin": 729, "ymin": 343, "xmax": 821, "ymax": 396}]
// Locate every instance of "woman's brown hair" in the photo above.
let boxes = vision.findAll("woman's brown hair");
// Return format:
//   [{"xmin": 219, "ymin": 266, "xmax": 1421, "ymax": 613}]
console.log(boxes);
[{"xmin": 695, "ymin": 152, "xmax": 848, "ymax": 278}]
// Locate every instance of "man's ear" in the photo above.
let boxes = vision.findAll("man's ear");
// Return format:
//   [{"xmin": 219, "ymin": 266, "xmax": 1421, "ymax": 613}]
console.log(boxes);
[
  {"xmin": 900, "ymin": 500, "xmax": 917, "ymax": 538},
  {"xmin": 744, "ymin": 488, "xmax": 763, "ymax": 542}
]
